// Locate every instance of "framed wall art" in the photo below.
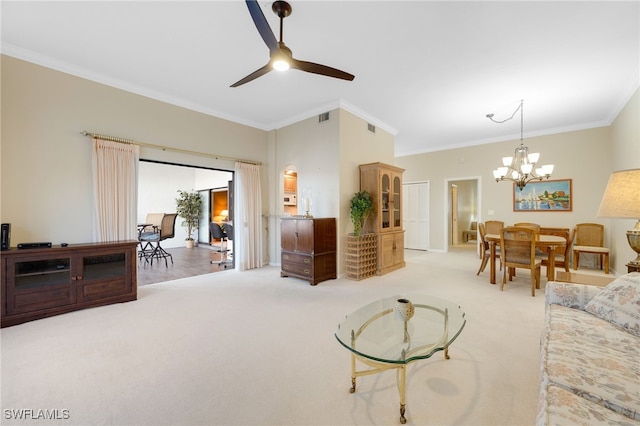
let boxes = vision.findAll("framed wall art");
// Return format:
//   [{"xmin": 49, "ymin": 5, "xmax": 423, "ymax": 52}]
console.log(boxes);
[{"xmin": 513, "ymin": 179, "xmax": 572, "ymax": 212}]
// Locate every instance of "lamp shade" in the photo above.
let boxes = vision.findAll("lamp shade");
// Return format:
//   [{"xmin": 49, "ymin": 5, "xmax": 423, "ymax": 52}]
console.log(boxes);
[{"xmin": 596, "ymin": 169, "xmax": 640, "ymax": 218}]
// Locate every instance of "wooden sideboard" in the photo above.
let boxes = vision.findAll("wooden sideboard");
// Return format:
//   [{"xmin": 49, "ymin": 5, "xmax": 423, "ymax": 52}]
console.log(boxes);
[
  {"xmin": 1, "ymin": 241, "xmax": 138, "ymax": 327},
  {"xmin": 281, "ymin": 217, "xmax": 337, "ymax": 285}
]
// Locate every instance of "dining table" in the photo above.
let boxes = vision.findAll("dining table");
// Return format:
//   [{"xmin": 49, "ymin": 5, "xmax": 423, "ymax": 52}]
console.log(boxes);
[{"xmin": 484, "ymin": 233, "xmax": 567, "ymax": 284}]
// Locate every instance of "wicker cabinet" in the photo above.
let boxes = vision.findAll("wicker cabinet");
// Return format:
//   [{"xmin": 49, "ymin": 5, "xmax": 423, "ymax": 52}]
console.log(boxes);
[
  {"xmin": 1, "ymin": 241, "xmax": 138, "ymax": 328},
  {"xmin": 360, "ymin": 162, "xmax": 406, "ymax": 275},
  {"xmin": 281, "ymin": 217, "xmax": 336, "ymax": 285}
]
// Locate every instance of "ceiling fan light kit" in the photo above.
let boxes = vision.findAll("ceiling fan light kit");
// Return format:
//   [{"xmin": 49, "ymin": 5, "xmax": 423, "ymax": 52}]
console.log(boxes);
[{"xmin": 231, "ymin": 0, "xmax": 355, "ymax": 87}]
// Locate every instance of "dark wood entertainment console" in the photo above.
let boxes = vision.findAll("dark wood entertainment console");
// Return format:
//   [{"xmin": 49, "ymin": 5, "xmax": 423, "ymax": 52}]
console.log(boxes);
[{"xmin": 1, "ymin": 241, "xmax": 138, "ymax": 328}]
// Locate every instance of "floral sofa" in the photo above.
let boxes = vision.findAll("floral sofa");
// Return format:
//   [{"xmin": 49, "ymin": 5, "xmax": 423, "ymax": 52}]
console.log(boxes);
[{"xmin": 537, "ymin": 272, "xmax": 640, "ymax": 425}]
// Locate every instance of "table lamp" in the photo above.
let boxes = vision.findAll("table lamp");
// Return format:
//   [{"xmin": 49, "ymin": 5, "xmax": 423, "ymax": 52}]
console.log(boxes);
[
  {"xmin": 596, "ymin": 168, "xmax": 640, "ymax": 265},
  {"xmin": 220, "ymin": 210, "xmax": 229, "ymax": 221}
]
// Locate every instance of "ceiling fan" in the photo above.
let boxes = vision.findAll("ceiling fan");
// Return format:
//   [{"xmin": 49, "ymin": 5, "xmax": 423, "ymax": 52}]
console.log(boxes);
[{"xmin": 230, "ymin": 0, "xmax": 355, "ymax": 87}]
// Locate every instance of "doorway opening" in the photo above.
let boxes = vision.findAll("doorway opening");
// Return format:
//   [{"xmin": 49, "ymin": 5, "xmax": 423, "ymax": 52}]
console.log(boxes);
[
  {"xmin": 445, "ymin": 177, "xmax": 480, "ymax": 251},
  {"xmin": 138, "ymin": 159, "xmax": 233, "ymax": 248}
]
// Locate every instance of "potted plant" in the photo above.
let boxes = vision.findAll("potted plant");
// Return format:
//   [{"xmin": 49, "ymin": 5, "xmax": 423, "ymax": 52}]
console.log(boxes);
[
  {"xmin": 350, "ymin": 191, "xmax": 374, "ymax": 236},
  {"xmin": 176, "ymin": 190, "xmax": 202, "ymax": 248},
  {"xmin": 346, "ymin": 190, "xmax": 377, "ymax": 281}
]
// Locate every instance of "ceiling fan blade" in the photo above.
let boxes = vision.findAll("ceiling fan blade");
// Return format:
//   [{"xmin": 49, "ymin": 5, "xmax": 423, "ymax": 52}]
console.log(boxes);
[
  {"xmin": 291, "ymin": 59, "xmax": 355, "ymax": 81},
  {"xmin": 245, "ymin": 0, "xmax": 278, "ymax": 52},
  {"xmin": 230, "ymin": 63, "xmax": 272, "ymax": 87}
]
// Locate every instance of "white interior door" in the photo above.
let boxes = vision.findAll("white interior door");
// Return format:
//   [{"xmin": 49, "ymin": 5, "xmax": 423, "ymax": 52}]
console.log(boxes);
[{"xmin": 403, "ymin": 182, "xmax": 429, "ymax": 250}]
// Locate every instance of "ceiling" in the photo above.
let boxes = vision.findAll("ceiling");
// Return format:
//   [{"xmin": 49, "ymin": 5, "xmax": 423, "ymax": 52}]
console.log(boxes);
[{"xmin": 2, "ymin": 1, "xmax": 639, "ymax": 156}]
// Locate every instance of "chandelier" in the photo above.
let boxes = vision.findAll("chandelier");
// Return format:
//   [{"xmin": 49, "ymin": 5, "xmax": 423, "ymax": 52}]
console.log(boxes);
[{"xmin": 487, "ymin": 100, "xmax": 554, "ymax": 190}]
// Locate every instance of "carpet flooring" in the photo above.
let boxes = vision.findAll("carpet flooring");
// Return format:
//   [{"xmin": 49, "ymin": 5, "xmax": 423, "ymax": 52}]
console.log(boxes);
[{"xmin": 2, "ymin": 246, "xmax": 550, "ymax": 425}]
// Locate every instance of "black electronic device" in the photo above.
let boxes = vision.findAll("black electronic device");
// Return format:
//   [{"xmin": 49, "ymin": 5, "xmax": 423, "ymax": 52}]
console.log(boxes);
[
  {"xmin": 17, "ymin": 242, "xmax": 52, "ymax": 249},
  {"xmin": 1, "ymin": 223, "xmax": 10, "ymax": 251}
]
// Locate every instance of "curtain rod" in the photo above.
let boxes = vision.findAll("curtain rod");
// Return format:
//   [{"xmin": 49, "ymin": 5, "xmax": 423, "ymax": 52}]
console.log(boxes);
[{"xmin": 81, "ymin": 131, "xmax": 262, "ymax": 165}]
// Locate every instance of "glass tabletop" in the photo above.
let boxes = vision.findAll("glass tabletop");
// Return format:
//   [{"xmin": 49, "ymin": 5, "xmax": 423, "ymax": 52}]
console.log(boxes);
[{"xmin": 335, "ymin": 295, "xmax": 466, "ymax": 364}]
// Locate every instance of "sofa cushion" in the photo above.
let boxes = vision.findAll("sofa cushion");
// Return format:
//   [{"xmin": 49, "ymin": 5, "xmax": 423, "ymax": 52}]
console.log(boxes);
[
  {"xmin": 541, "ymin": 305, "xmax": 640, "ymax": 421},
  {"xmin": 537, "ymin": 384, "xmax": 639, "ymax": 426},
  {"xmin": 585, "ymin": 272, "xmax": 640, "ymax": 337}
]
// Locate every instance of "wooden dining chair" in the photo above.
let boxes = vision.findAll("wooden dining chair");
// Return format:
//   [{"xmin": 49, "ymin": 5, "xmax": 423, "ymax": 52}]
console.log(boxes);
[
  {"xmin": 484, "ymin": 220, "xmax": 504, "ymax": 235},
  {"xmin": 573, "ymin": 223, "xmax": 609, "ymax": 274},
  {"xmin": 476, "ymin": 222, "xmax": 501, "ymax": 275},
  {"xmin": 514, "ymin": 222, "xmax": 541, "ymax": 231},
  {"xmin": 540, "ymin": 227, "xmax": 573, "ymax": 273},
  {"xmin": 500, "ymin": 226, "xmax": 542, "ymax": 297}
]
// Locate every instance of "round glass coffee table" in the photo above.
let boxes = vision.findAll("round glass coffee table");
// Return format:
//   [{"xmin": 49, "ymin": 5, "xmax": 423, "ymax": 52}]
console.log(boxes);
[{"xmin": 335, "ymin": 295, "xmax": 466, "ymax": 424}]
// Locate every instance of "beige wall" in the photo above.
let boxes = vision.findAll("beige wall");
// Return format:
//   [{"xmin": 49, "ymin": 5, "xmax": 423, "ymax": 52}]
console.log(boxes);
[
  {"xmin": 338, "ymin": 109, "xmax": 395, "ymax": 272},
  {"xmin": 1, "ymin": 56, "xmax": 268, "ymax": 246},
  {"xmin": 267, "ymin": 111, "xmax": 340, "ymax": 267},
  {"xmin": 396, "ymin": 128, "xmax": 612, "ymax": 250},
  {"xmin": 267, "ymin": 107, "xmax": 395, "ymax": 274}
]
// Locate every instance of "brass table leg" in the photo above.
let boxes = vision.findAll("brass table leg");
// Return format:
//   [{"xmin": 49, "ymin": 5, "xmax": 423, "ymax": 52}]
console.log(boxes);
[
  {"xmin": 397, "ymin": 365, "xmax": 407, "ymax": 424},
  {"xmin": 350, "ymin": 353, "xmax": 410, "ymax": 424}
]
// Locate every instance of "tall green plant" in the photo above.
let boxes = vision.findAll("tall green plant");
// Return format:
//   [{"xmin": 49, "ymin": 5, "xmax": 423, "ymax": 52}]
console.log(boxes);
[
  {"xmin": 350, "ymin": 191, "xmax": 374, "ymax": 236},
  {"xmin": 176, "ymin": 190, "xmax": 202, "ymax": 241}
]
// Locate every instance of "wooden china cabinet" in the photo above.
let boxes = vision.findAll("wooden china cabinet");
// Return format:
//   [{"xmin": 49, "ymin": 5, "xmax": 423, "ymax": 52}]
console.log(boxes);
[{"xmin": 360, "ymin": 162, "xmax": 406, "ymax": 275}]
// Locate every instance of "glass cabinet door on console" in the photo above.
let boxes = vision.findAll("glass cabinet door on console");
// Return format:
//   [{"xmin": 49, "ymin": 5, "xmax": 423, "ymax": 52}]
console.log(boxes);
[
  {"xmin": 5, "ymin": 254, "xmax": 76, "ymax": 315},
  {"xmin": 2, "ymin": 241, "xmax": 137, "ymax": 328},
  {"xmin": 78, "ymin": 251, "xmax": 133, "ymax": 302}
]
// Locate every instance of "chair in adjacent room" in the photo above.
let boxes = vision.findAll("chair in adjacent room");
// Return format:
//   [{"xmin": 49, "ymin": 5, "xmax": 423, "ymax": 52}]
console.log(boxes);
[
  {"xmin": 500, "ymin": 226, "xmax": 543, "ymax": 297},
  {"xmin": 573, "ymin": 223, "xmax": 610, "ymax": 274},
  {"xmin": 139, "ymin": 213, "xmax": 178, "ymax": 267},
  {"xmin": 462, "ymin": 221, "xmax": 478, "ymax": 243},
  {"xmin": 210, "ymin": 222, "xmax": 233, "ymax": 268},
  {"xmin": 223, "ymin": 223, "xmax": 234, "ymax": 265},
  {"xmin": 138, "ymin": 213, "xmax": 165, "ymax": 261}
]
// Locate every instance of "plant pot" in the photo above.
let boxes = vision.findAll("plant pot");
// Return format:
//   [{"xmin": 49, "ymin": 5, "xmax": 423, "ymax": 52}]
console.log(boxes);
[{"xmin": 185, "ymin": 239, "xmax": 195, "ymax": 249}]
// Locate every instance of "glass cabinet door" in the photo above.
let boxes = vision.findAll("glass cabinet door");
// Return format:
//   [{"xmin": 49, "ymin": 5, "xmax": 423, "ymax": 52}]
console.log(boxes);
[
  {"xmin": 393, "ymin": 175, "xmax": 402, "ymax": 228},
  {"xmin": 6, "ymin": 255, "xmax": 75, "ymax": 315},
  {"xmin": 82, "ymin": 252, "xmax": 127, "ymax": 280},
  {"xmin": 381, "ymin": 173, "xmax": 391, "ymax": 229},
  {"xmin": 12, "ymin": 257, "xmax": 72, "ymax": 290}
]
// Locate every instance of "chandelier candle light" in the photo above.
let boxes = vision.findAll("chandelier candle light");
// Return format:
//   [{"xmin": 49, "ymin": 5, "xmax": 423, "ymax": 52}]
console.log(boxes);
[{"xmin": 488, "ymin": 100, "xmax": 554, "ymax": 190}]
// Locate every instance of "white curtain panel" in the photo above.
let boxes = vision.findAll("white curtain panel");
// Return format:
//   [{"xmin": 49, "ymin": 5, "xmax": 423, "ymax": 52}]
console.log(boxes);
[
  {"xmin": 234, "ymin": 162, "xmax": 263, "ymax": 270},
  {"xmin": 92, "ymin": 138, "xmax": 139, "ymax": 241}
]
